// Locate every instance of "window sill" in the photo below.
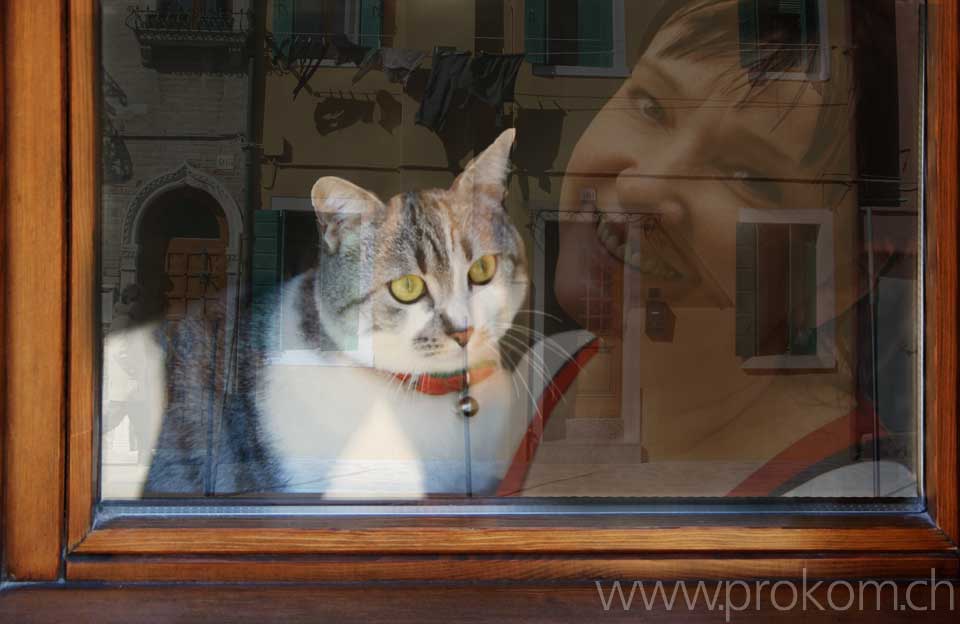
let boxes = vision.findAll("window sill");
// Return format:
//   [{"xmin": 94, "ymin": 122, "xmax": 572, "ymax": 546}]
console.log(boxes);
[{"xmin": 531, "ymin": 64, "xmax": 631, "ymax": 79}]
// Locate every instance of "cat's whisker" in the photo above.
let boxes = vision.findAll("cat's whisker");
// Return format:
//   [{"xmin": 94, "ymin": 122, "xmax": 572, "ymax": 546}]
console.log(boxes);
[
  {"xmin": 514, "ymin": 308, "xmax": 565, "ymax": 322},
  {"xmin": 495, "ymin": 325, "xmax": 583, "ymax": 402},
  {"xmin": 496, "ymin": 340, "xmax": 540, "ymax": 407},
  {"xmin": 508, "ymin": 363, "xmax": 523, "ymax": 401},
  {"xmin": 510, "ymin": 358, "xmax": 541, "ymax": 414},
  {"xmin": 493, "ymin": 323, "xmax": 585, "ymax": 373},
  {"xmin": 496, "ymin": 341, "xmax": 528, "ymax": 401},
  {"xmin": 493, "ymin": 322, "xmax": 581, "ymax": 368},
  {"xmin": 497, "ymin": 333, "xmax": 560, "ymax": 407},
  {"xmin": 498, "ymin": 332, "xmax": 565, "ymax": 403},
  {"xmin": 382, "ymin": 366, "xmax": 412, "ymax": 400},
  {"xmin": 146, "ymin": 130, "xmax": 530, "ymax": 497}
]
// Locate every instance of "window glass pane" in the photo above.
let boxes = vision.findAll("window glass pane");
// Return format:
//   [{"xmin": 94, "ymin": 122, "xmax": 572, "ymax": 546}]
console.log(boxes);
[{"xmin": 99, "ymin": 0, "xmax": 925, "ymax": 508}]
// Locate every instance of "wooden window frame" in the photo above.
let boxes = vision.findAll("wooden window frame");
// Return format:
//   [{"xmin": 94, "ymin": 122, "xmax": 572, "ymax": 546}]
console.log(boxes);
[{"xmin": 2, "ymin": 0, "xmax": 958, "ymax": 583}]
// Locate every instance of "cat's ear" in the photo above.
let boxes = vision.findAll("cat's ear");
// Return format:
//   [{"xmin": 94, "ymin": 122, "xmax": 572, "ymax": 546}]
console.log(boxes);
[
  {"xmin": 450, "ymin": 128, "xmax": 516, "ymax": 209},
  {"xmin": 311, "ymin": 177, "xmax": 384, "ymax": 254}
]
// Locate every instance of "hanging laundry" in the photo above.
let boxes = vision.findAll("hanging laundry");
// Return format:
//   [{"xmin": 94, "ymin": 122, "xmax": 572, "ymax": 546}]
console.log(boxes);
[
  {"xmin": 435, "ymin": 100, "xmax": 499, "ymax": 173},
  {"xmin": 463, "ymin": 53, "xmax": 525, "ymax": 130},
  {"xmin": 330, "ymin": 34, "xmax": 371, "ymax": 66},
  {"xmin": 468, "ymin": 53, "xmax": 525, "ymax": 110},
  {"xmin": 354, "ymin": 48, "xmax": 426, "ymax": 87},
  {"xmin": 288, "ymin": 35, "xmax": 327, "ymax": 68},
  {"xmin": 513, "ymin": 107, "xmax": 567, "ymax": 200},
  {"xmin": 415, "ymin": 50, "xmax": 472, "ymax": 132},
  {"xmin": 292, "ymin": 37, "xmax": 330, "ymax": 100},
  {"xmin": 314, "ymin": 95, "xmax": 376, "ymax": 135},
  {"xmin": 375, "ymin": 90, "xmax": 403, "ymax": 133}
]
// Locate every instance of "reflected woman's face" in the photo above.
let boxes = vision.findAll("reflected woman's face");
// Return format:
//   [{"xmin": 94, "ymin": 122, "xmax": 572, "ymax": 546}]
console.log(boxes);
[{"xmin": 557, "ymin": 15, "xmax": 833, "ymax": 318}]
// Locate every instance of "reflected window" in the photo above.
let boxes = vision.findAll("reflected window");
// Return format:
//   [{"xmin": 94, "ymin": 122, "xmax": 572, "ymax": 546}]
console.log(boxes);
[{"xmin": 98, "ymin": 0, "xmax": 924, "ymax": 507}]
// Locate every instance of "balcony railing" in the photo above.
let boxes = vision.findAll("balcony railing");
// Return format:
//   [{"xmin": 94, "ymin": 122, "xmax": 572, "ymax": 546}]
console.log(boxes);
[
  {"xmin": 126, "ymin": 8, "xmax": 254, "ymax": 68},
  {"xmin": 126, "ymin": 7, "xmax": 253, "ymax": 45}
]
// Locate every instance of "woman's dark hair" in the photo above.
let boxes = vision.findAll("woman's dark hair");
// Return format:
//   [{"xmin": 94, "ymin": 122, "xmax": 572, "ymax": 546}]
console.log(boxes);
[{"xmin": 635, "ymin": 0, "xmax": 900, "ymax": 173}]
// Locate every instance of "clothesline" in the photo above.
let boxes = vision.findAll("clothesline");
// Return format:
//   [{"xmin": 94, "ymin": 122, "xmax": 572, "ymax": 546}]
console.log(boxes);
[
  {"xmin": 268, "ymin": 31, "xmax": 615, "ymax": 63},
  {"xmin": 272, "ymin": 30, "xmax": 607, "ymax": 43},
  {"xmin": 290, "ymin": 90, "xmax": 847, "ymax": 114},
  {"xmin": 270, "ymin": 35, "xmax": 598, "ymax": 135}
]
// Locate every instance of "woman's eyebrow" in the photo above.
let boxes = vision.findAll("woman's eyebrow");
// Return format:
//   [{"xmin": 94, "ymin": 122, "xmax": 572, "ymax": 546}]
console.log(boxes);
[{"xmin": 634, "ymin": 59, "xmax": 685, "ymax": 100}]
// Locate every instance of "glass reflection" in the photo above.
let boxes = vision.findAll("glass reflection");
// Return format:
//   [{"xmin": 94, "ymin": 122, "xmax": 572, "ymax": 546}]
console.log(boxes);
[{"xmin": 99, "ymin": 0, "xmax": 922, "ymax": 504}]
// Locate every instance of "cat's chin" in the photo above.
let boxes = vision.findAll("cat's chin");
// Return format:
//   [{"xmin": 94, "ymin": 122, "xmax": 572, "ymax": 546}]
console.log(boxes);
[{"xmin": 373, "ymin": 344, "xmax": 501, "ymax": 375}]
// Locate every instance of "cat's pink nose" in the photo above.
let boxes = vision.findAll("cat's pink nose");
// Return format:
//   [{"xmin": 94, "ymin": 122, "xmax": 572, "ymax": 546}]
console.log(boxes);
[{"xmin": 449, "ymin": 327, "xmax": 474, "ymax": 347}]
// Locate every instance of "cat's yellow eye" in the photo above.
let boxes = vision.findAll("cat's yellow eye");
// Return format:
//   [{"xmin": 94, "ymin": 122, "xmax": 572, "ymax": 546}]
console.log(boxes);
[
  {"xmin": 468, "ymin": 255, "xmax": 498, "ymax": 285},
  {"xmin": 389, "ymin": 274, "xmax": 426, "ymax": 303}
]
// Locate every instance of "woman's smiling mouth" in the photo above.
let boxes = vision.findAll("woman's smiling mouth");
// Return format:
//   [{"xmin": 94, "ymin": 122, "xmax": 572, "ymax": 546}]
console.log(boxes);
[{"xmin": 595, "ymin": 212, "xmax": 685, "ymax": 280}]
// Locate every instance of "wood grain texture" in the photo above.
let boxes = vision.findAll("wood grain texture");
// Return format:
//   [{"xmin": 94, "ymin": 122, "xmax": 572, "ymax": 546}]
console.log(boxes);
[
  {"xmin": 2, "ymin": 0, "xmax": 67, "ymax": 580},
  {"xmin": 3, "ymin": 583, "xmax": 960, "ymax": 624},
  {"xmin": 53, "ymin": 0, "xmax": 960, "ymax": 586},
  {"xmin": 0, "ymin": 0, "xmax": 7, "ymax": 579},
  {"xmin": 926, "ymin": 0, "xmax": 960, "ymax": 548},
  {"xmin": 66, "ymin": 554, "xmax": 960, "ymax": 583},
  {"xmin": 66, "ymin": 0, "xmax": 100, "ymax": 552},
  {"xmin": 73, "ymin": 517, "xmax": 955, "ymax": 555}
]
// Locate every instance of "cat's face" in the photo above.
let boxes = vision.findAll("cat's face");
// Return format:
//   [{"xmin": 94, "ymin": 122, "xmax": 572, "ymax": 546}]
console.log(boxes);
[{"xmin": 311, "ymin": 129, "xmax": 528, "ymax": 374}]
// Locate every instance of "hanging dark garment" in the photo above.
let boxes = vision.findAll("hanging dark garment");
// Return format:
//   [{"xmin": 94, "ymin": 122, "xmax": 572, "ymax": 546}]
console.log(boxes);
[
  {"xmin": 468, "ymin": 53, "xmax": 525, "ymax": 109},
  {"xmin": 452, "ymin": 53, "xmax": 526, "ymax": 131},
  {"xmin": 354, "ymin": 48, "xmax": 426, "ymax": 87},
  {"xmin": 314, "ymin": 96, "xmax": 376, "ymax": 135},
  {"xmin": 513, "ymin": 107, "xmax": 567, "ymax": 200},
  {"xmin": 415, "ymin": 50, "xmax": 472, "ymax": 132}
]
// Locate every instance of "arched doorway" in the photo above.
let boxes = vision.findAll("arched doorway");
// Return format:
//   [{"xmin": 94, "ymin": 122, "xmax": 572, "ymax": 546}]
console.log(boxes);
[
  {"xmin": 104, "ymin": 166, "xmax": 245, "ymax": 494},
  {"xmin": 136, "ymin": 186, "xmax": 229, "ymax": 324},
  {"xmin": 108, "ymin": 185, "xmax": 232, "ymax": 483},
  {"xmin": 137, "ymin": 185, "xmax": 231, "ymax": 433},
  {"xmin": 115, "ymin": 163, "xmax": 246, "ymax": 382}
]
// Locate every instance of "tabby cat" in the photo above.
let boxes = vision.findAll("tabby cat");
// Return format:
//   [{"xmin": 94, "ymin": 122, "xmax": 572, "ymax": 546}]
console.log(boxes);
[{"xmin": 145, "ymin": 129, "xmax": 542, "ymax": 497}]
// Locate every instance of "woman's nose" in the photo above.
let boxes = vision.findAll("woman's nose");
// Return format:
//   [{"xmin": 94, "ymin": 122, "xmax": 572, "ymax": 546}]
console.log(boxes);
[
  {"xmin": 612, "ymin": 134, "xmax": 703, "ymax": 222},
  {"xmin": 614, "ymin": 171, "xmax": 687, "ymax": 227}
]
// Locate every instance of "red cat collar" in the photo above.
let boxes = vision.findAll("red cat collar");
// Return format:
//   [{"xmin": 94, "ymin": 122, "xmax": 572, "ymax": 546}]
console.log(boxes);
[{"xmin": 393, "ymin": 362, "xmax": 498, "ymax": 396}]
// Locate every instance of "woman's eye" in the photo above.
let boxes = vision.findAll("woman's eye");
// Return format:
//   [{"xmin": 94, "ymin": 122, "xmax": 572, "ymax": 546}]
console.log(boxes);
[
  {"xmin": 389, "ymin": 274, "xmax": 426, "ymax": 304},
  {"xmin": 468, "ymin": 255, "xmax": 498, "ymax": 286},
  {"xmin": 632, "ymin": 90, "xmax": 668, "ymax": 125},
  {"xmin": 730, "ymin": 167, "xmax": 783, "ymax": 204}
]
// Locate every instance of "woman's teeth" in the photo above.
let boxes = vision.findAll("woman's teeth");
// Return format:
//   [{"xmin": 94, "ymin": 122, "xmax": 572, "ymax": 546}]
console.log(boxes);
[{"xmin": 596, "ymin": 216, "xmax": 683, "ymax": 280}]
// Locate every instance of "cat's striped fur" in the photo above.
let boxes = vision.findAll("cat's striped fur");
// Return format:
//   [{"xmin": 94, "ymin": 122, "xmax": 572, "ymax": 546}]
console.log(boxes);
[{"xmin": 144, "ymin": 130, "xmax": 530, "ymax": 496}]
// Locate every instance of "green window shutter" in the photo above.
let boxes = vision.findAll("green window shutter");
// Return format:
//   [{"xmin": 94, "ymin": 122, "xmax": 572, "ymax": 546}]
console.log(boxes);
[
  {"xmin": 739, "ymin": 0, "xmax": 821, "ymax": 72},
  {"xmin": 524, "ymin": 0, "xmax": 547, "ymax": 64},
  {"xmin": 787, "ymin": 224, "xmax": 819, "ymax": 355},
  {"xmin": 577, "ymin": 0, "xmax": 613, "ymax": 68},
  {"xmin": 359, "ymin": 0, "xmax": 383, "ymax": 48},
  {"xmin": 738, "ymin": 0, "xmax": 760, "ymax": 69},
  {"xmin": 252, "ymin": 210, "xmax": 283, "ymax": 303},
  {"xmin": 736, "ymin": 222, "xmax": 820, "ymax": 359},
  {"xmin": 272, "ymin": 0, "xmax": 295, "ymax": 54}
]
